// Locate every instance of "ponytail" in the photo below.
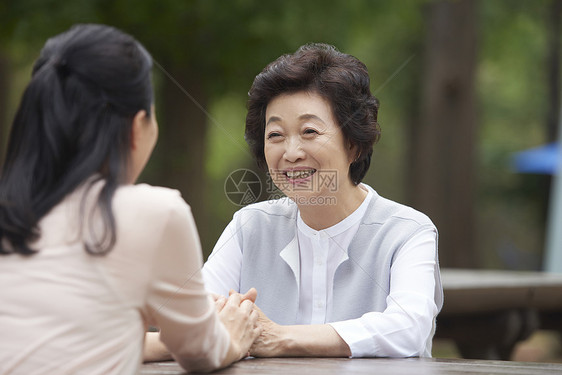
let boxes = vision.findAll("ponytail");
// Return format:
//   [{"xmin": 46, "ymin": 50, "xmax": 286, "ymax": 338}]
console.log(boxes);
[{"xmin": 0, "ymin": 24, "xmax": 153, "ymax": 255}]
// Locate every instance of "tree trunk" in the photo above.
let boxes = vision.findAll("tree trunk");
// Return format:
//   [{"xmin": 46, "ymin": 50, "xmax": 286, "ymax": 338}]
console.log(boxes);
[
  {"xmin": 146, "ymin": 65, "xmax": 210, "ymax": 251},
  {"xmin": 0, "ymin": 49, "xmax": 10, "ymax": 166},
  {"xmin": 541, "ymin": 0, "xmax": 562, "ymax": 222},
  {"xmin": 410, "ymin": 0, "xmax": 478, "ymax": 268},
  {"xmin": 546, "ymin": 0, "xmax": 562, "ymax": 144}
]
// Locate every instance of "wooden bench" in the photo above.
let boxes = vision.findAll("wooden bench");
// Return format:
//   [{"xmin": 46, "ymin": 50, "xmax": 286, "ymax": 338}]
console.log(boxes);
[
  {"xmin": 140, "ymin": 357, "xmax": 562, "ymax": 375},
  {"xmin": 437, "ymin": 268, "xmax": 562, "ymax": 360}
]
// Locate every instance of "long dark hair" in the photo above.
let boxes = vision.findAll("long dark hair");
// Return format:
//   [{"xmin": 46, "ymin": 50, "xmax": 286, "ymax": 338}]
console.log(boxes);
[{"xmin": 0, "ymin": 24, "xmax": 153, "ymax": 256}]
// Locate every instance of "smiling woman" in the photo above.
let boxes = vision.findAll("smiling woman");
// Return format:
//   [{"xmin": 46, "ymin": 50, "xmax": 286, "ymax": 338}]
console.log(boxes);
[
  {"xmin": 264, "ymin": 91, "xmax": 363, "ymax": 229},
  {"xmin": 202, "ymin": 43, "xmax": 443, "ymax": 358}
]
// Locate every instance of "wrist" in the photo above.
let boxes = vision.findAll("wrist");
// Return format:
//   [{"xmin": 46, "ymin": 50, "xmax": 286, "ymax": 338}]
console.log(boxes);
[
  {"xmin": 221, "ymin": 341, "xmax": 242, "ymax": 368},
  {"xmin": 276, "ymin": 325, "xmax": 298, "ymax": 356}
]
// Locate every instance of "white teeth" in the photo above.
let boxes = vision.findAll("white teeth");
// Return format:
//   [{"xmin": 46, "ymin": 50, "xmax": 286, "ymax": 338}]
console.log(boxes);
[{"xmin": 286, "ymin": 169, "xmax": 315, "ymax": 179}]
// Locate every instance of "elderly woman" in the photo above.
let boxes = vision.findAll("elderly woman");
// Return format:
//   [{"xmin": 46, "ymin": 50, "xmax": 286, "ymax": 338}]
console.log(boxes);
[{"xmin": 203, "ymin": 43, "xmax": 443, "ymax": 358}]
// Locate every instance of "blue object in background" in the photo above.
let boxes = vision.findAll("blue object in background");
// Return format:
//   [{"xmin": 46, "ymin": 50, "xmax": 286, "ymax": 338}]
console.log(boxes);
[
  {"xmin": 512, "ymin": 140, "xmax": 562, "ymax": 273},
  {"xmin": 513, "ymin": 142, "xmax": 560, "ymax": 175}
]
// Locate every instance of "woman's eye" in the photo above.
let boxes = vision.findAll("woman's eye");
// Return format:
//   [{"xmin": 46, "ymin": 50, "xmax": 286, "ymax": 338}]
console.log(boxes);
[
  {"xmin": 267, "ymin": 132, "xmax": 281, "ymax": 139},
  {"xmin": 304, "ymin": 128, "xmax": 319, "ymax": 135}
]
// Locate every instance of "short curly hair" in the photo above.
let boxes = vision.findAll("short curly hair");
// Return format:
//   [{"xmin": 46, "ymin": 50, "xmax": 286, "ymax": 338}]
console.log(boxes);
[{"xmin": 245, "ymin": 43, "xmax": 381, "ymax": 185}]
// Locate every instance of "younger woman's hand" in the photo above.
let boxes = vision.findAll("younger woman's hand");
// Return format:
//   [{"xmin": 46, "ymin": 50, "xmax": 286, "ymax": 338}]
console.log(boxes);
[
  {"xmin": 218, "ymin": 290, "xmax": 261, "ymax": 361},
  {"xmin": 215, "ymin": 287, "xmax": 257, "ymax": 313},
  {"xmin": 233, "ymin": 288, "xmax": 257, "ymax": 303}
]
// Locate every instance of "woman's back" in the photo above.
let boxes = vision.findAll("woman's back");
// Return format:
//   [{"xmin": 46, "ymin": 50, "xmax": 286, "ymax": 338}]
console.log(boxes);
[
  {"xmin": 0, "ymin": 23, "xmax": 260, "ymax": 374},
  {"xmin": 0, "ymin": 181, "xmax": 227, "ymax": 375}
]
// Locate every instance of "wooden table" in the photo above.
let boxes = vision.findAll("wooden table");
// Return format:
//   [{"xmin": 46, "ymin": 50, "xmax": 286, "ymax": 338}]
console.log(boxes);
[
  {"xmin": 140, "ymin": 357, "xmax": 562, "ymax": 375},
  {"xmin": 437, "ymin": 268, "xmax": 562, "ymax": 360}
]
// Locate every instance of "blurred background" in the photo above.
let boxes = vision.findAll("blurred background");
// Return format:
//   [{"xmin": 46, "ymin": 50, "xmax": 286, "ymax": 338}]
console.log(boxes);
[
  {"xmin": 2, "ymin": 0, "xmax": 556, "ymax": 268},
  {"xmin": 0, "ymin": 0, "xmax": 561, "ymax": 360}
]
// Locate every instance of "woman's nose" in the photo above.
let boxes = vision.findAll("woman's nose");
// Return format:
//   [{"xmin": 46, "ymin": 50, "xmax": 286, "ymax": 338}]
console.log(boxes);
[{"xmin": 283, "ymin": 138, "xmax": 305, "ymax": 162}]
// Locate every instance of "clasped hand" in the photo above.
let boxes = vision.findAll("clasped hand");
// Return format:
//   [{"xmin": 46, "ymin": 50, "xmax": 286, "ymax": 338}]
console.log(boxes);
[
  {"xmin": 213, "ymin": 289, "xmax": 283, "ymax": 358},
  {"xmin": 212, "ymin": 288, "xmax": 263, "ymax": 360}
]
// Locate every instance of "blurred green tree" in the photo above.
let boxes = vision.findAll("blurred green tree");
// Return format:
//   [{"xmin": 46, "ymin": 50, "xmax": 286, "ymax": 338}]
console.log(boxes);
[
  {"xmin": 0, "ymin": 0, "xmax": 103, "ymax": 164},
  {"xmin": 410, "ymin": 0, "xmax": 478, "ymax": 268},
  {"xmin": 0, "ymin": 0, "xmax": 370, "ymax": 250},
  {"xmin": 98, "ymin": 0, "xmax": 361, "ymax": 250},
  {"xmin": 1, "ymin": 0, "xmax": 556, "ymax": 269}
]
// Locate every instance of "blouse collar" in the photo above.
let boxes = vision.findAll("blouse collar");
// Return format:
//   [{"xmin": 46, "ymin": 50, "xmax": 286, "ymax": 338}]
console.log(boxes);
[{"xmin": 297, "ymin": 184, "xmax": 374, "ymax": 239}]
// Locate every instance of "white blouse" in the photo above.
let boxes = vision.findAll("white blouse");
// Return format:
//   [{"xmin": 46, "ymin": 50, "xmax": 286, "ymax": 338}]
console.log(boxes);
[
  {"xmin": 295, "ymin": 188, "xmax": 373, "ymax": 325},
  {"xmin": 203, "ymin": 187, "xmax": 438, "ymax": 357}
]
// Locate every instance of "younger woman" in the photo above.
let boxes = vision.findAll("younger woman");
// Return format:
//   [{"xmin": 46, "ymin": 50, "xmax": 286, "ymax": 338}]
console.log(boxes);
[{"xmin": 0, "ymin": 24, "xmax": 259, "ymax": 375}]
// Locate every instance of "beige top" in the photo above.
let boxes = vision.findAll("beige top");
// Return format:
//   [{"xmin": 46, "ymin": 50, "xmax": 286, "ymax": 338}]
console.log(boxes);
[{"xmin": 0, "ymin": 181, "xmax": 229, "ymax": 375}]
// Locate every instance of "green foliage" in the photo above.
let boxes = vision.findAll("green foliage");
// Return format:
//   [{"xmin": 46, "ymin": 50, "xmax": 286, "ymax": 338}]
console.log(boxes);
[
  {"xmin": 0, "ymin": 0, "xmax": 556, "ymax": 267},
  {"xmin": 476, "ymin": 0, "xmax": 552, "ymax": 268},
  {"xmin": 0, "ymin": 0, "xmax": 103, "ymax": 48}
]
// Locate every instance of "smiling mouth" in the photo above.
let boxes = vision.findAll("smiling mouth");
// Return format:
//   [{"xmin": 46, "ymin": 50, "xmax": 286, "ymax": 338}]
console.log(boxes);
[{"xmin": 285, "ymin": 169, "xmax": 317, "ymax": 179}]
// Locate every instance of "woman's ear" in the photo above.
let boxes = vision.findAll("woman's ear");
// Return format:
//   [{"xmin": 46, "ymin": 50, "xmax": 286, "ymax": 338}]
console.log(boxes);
[
  {"xmin": 348, "ymin": 141, "xmax": 359, "ymax": 163},
  {"xmin": 130, "ymin": 110, "xmax": 148, "ymax": 150}
]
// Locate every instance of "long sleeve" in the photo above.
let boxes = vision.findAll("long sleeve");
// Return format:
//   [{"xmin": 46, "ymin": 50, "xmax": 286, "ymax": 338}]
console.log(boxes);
[
  {"xmin": 0, "ymin": 182, "xmax": 234, "ymax": 375},
  {"xmin": 329, "ymin": 228, "xmax": 439, "ymax": 357},
  {"xmin": 202, "ymin": 217, "xmax": 243, "ymax": 296},
  {"xmin": 145, "ymin": 196, "xmax": 230, "ymax": 372}
]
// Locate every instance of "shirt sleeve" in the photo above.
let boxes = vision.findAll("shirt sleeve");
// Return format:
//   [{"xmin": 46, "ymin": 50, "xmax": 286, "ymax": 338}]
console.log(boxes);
[
  {"xmin": 202, "ymin": 216, "xmax": 243, "ymax": 296},
  {"xmin": 145, "ymin": 197, "xmax": 230, "ymax": 373},
  {"xmin": 329, "ymin": 227, "xmax": 439, "ymax": 357}
]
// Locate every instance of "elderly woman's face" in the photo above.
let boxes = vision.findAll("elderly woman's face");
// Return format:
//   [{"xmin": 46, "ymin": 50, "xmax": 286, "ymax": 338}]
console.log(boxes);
[{"xmin": 264, "ymin": 91, "xmax": 355, "ymax": 202}]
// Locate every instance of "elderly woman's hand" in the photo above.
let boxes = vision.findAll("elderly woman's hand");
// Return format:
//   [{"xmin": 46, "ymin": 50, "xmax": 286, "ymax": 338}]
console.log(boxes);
[
  {"xmin": 248, "ymin": 305, "xmax": 286, "ymax": 357},
  {"xmin": 226, "ymin": 289, "xmax": 351, "ymax": 358},
  {"xmin": 248, "ymin": 305, "xmax": 352, "ymax": 358},
  {"xmin": 223, "ymin": 289, "xmax": 286, "ymax": 357}
]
